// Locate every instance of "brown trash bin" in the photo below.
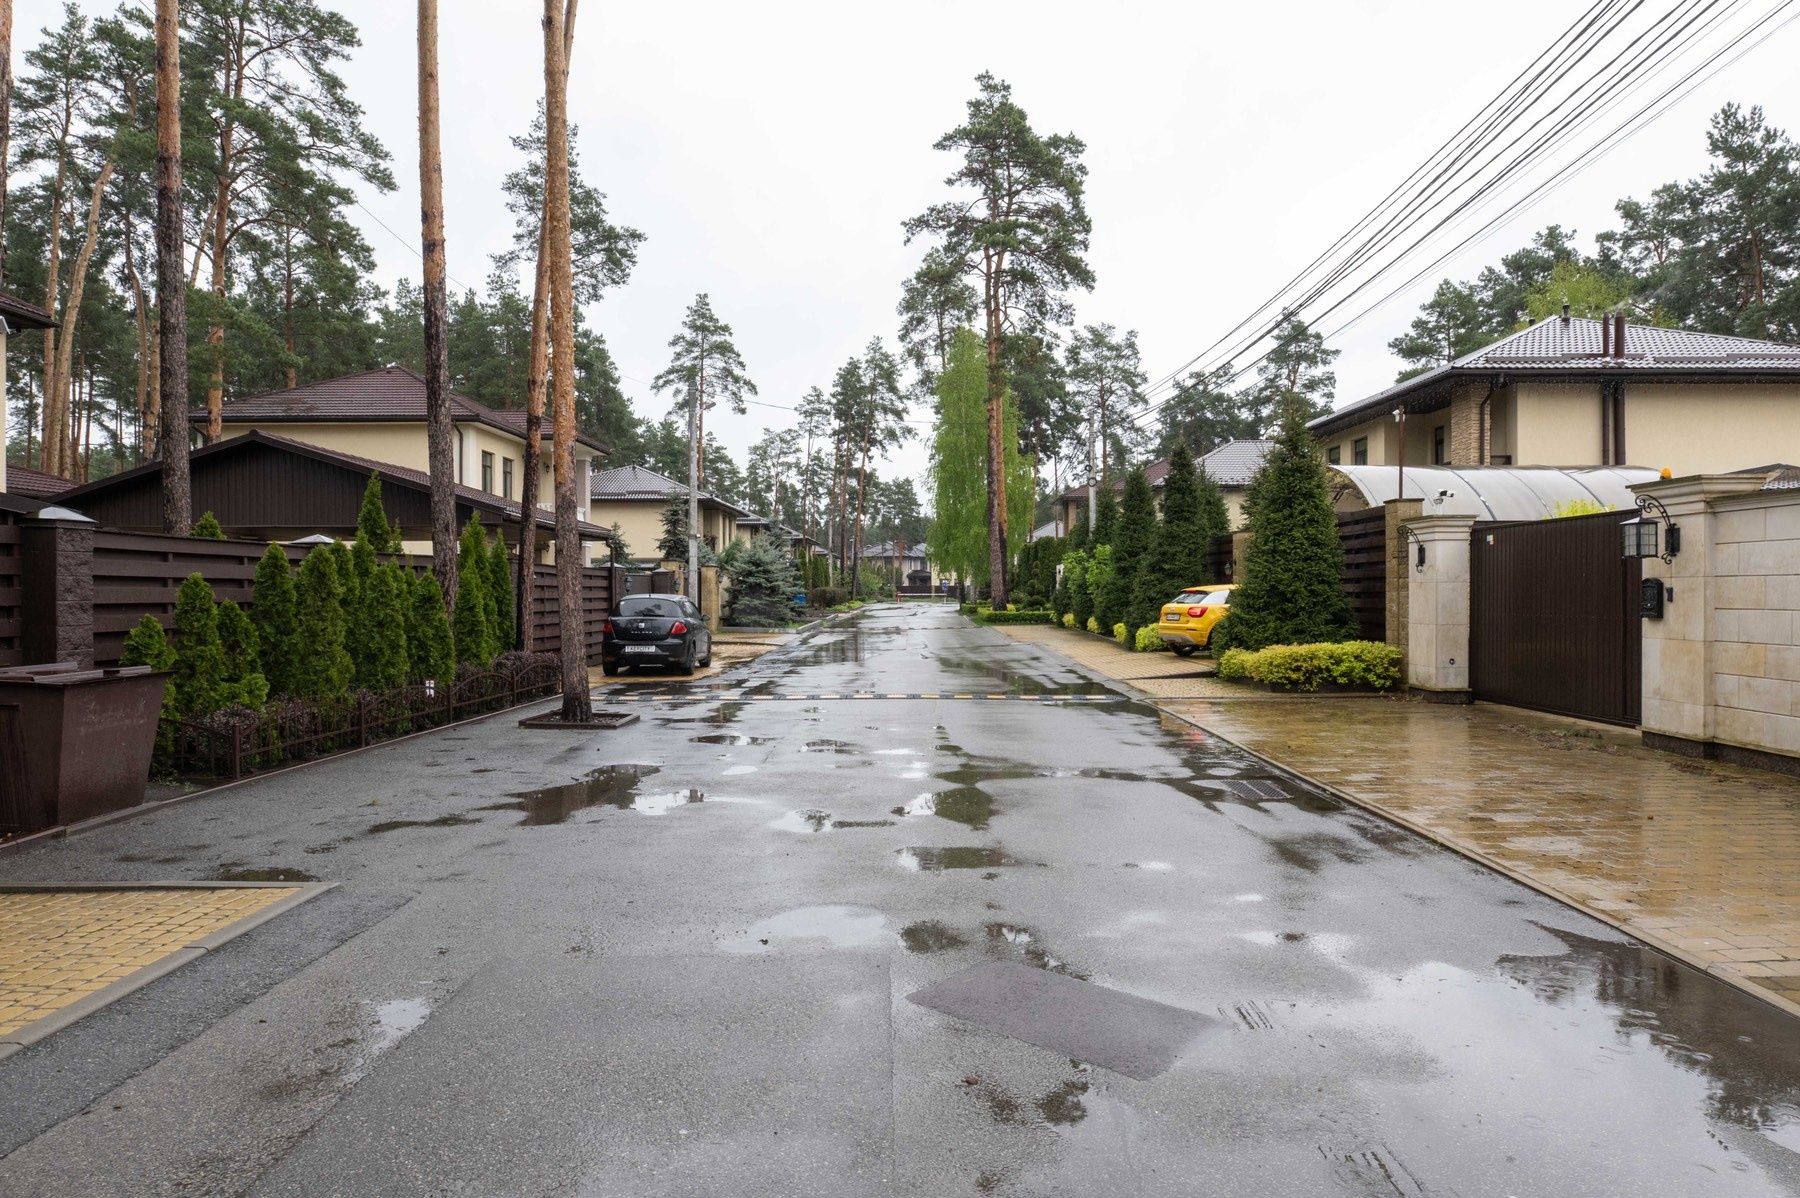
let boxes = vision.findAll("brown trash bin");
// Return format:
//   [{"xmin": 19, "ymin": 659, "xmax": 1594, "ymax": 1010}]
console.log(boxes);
[{"xmin": 0, "ymin": 663, "xmax": 170, "ymax": 835}]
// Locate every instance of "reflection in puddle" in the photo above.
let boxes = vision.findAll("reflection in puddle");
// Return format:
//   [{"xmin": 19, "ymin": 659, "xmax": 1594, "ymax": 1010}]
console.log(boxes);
[
  {"xmin": 718, "ymin": 905, "xmax": 894, "ymax": 953},
  {"xmin": 801, "ymin": 739, "xmax": 860, "ymax": 755},
  {"xmin": 1037, "ymin": 1077, "xmax": 1090, "ymax": 1126},
  {"xmin": 722, "ymin": 765, "xmax": 758, "ymax": 776},
  {"xmin": 769, "ymin": 809, "xmax": 833, "ymax": 833},
  {"xmin": 498, "ymin": 764, "xmax": 663, "ymax": 824},
  {"xmin": 691, "ymin": 733, "xmax": 774, "ymax": 746},
  {"xmin": 1122, "ymin": 861, "xmax": 1174, "ymax": 872},
  {"xmin": 901, "ymin": 920, "xmax": 969, "ymax": 953},
  {"xmin": 897, "ymin": 847, "xmax": 1032, "ymax": 871},
  {"xmin": 985, "ymin": 922, "xmax": 1087, "ymax": 978},
  {"xmin": 895, "ymin": 786, "xmax": 995, "ymax": 829},
  {"xmin": 346, "ymin": 996, "xmax": 431, "ymax": 1082}
]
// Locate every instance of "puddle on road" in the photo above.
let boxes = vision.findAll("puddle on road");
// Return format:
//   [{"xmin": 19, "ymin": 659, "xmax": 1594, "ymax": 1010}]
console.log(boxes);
[
  {"xmin": 212, "ymin": 866, "xmax": 318, "ymax": 882},
  {"xmin": 901, "ymin": 920, "xmax": 970, "ymax": 953},
  {"xmin": 897, "ymin": 847, "xmax": 1033, "ymax": 871},
  {"xmin": 346, "ymin": 996, "xmax": 432, "ymax": 1083},
  {"xmin": 493, "ymin": 764, "xmax": 663, "ymax": 824},
  {"xmin": 365, "ymin": 814, "xmax": 481, "ymax": 834},
  {"xmin": 722, "ymin": 765, "xmax": 758, "ymax": 776},
  {"xmin": 691, "ymin": 733, "xmax": 775, "ymax": 747},
  {"xmin": 769, "ymin": 809, "xmax": 833, "ymax": 834},
  {"xmin": 800, "ymin": 739, "xmax": 860, "ymax": 755},
  {"xmin": 984, "ymin": 922, "xmax": 1088, "ymax": 979},
  {"xmin": 1121, "ymin": 861, "xmax": 1174, "ymax": 872},
  {"xmin": 718, "ymin": 905, "xmax": 895, "ymax": 954}
]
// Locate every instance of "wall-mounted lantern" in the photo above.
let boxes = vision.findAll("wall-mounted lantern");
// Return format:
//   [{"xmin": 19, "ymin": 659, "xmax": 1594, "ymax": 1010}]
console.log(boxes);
[
  {"xmin": 1399, "ymin": 524, "xmax": 1425, "ymax": 572},
  {"xmin": 1623, "ymin": 494, "xmax": 1679, "ymax": 564}
]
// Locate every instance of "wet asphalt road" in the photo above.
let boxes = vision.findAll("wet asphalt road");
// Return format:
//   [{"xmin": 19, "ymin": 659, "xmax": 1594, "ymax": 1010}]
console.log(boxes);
[{"xmin": 2, "ymin": 602, "xmax": 1799, "ymax": 1196}]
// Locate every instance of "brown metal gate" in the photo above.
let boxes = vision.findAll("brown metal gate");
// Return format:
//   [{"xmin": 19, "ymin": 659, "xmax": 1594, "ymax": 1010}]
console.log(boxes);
[{"xmin": 1470, "ymin": 510, "xmax": 1641, "ymax": 726}]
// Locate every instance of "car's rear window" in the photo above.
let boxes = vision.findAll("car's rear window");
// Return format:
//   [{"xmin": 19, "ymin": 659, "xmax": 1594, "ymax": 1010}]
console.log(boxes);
[
  {"xmin": 1173, "ymin": 590, "xmax": 1208, "ymax": 604},
  {"xmin": 1199, "ymin": 589, "xmax": 1231, "ymax": 607},
  {"xmin": 618, "ymin": 597, "xmax": 683, "ymax": 618}
]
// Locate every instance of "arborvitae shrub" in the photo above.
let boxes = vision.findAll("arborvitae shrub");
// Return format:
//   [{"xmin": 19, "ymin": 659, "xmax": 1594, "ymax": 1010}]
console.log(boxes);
[
  {"xmin": 170, "ymin": 574, "xmax": 226, "ymax": 717},
  {"xmin": 454, "ymin": 516, "xmax": 495, "ymax": 667},
  {"xmin": 251, "ymin": 544, "xmax": 300, "ymax": 697},
  {"xmin": 1097, "ymin": 468, "xmax": 1155, "ymax": 640},
  {"xmin": 408, "ymin": 571, "xmax": 455, "ymax": 687},
  {"xmin": 355, "ymin": 473, "xmax": 401, "ymax": 554},
  {"xmin": 488, "ymin": 533, "xmax": 514, "ymax": 653},
  {"xmin": 294, "ymin": 546, "xmax": 354, "ymax": 702},
  {"xmin": 215, "ymin": 600, "xmax": 269, "ymax": 709},
  {"xmin": 190, "ymin": 512, "xmax": 225, "ymax": 539}
]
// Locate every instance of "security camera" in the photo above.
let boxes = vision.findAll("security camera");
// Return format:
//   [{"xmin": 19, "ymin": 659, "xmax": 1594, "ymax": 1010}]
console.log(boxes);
[{"xmin": 1435, "ymin": 489, "xmax": 1454, "ymax": 499}]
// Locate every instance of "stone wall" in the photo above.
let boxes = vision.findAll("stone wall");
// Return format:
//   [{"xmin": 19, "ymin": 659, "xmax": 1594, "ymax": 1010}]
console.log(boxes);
[{"xmin": 1638, "ymin": 474, "xmax": 1800, "ymax": 772}]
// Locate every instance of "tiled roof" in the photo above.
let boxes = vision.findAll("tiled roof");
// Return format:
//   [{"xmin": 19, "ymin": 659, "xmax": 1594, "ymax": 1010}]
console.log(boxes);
[
  {"xmin": 58, "ymin": 429, "xmax": 614, "ymax": 540},
  {"xmin": 4, "ymin": 463, "xmax": 72, "ymax": 500},
  {"xmin": 0, "ymin": 290, "xmax": 55, "ymax": 332},
  {"xmin": 1730, "ymin": 463, "xmax": 1800, "ymax": 491},
  {"xmin": 588, "ymin": 464, "xmax": 751, "ymax": 518},
  {"xmin": 199, "ymin": 366, "xmax": 608, "ymax": 454},
  {"xmin": 1312, "ymin": 316, "xmax": 1800, "ymax": 436},
  {"xmin": 1056, "ymin": 439, "xmax": 1272, "ymax": 501},
  {"xmin": 858, "ymin": 540, "xmax": 926, "ymax": 559}
]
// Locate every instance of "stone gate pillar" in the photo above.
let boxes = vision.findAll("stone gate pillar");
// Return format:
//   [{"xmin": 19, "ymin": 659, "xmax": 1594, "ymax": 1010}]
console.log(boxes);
[{"xmin": 1404, "ymin": 514, "xmax": 1477, "ymax": 702}]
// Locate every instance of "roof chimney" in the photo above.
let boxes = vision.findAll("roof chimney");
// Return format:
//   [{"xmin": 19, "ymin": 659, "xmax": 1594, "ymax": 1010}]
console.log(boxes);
[
  {"xmin": 1561, "ymin": 302, "xmax": 1571, "ymax": 324},
  {"xmin": 1612, "ymin": 312, "xmax": 1627, "ymax": 359},
  {"xmin": 1600, "ymin": 314, "xmax": 1611, "ymax": 357}
]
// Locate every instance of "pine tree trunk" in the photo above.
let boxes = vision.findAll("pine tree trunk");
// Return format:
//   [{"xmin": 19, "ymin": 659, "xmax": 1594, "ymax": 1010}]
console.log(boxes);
[
  {"xmin": 123, "ymin": 222, "xmax": 152, "ymax": 458},
  {"xmin": 40, "ymin": 152, "xmax": 67, "ymax": 475},
  {"xmin": 517, "ymin": 197, "xmax": 551, "ymax": 650},
  {"xmin": 53, "ymin": 157, "xmax": 115, "ymax": 476},
  {"xmin": 155, "ymin": 0, "xmax": 191, "ymax": 533},
  {"xmin": 417, "ymin": 0, "xmax": 458, "ymax": 607},
  {"xmin": 205, "ymin": 133, "xmax": 230, "ymax": 439},
  {"xmin": 0, "ymin": 0, "xmax": 11, "ymax": 285},
  {"xmin": 544, "ymin": 0, "xmax": 588, "ymax": 722},
  {"xmin": 984, "ymin": 263, "xmax": 1009, "ymax": 606}
]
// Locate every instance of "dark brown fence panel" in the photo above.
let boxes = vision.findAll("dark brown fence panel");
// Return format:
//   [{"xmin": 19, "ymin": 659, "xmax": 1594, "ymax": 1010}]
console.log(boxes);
[
  {"xmin": 1201, "ymin": 533, "xmax": 1234, "ymax": 584},
  {"xmin": 527, "ymin": 564, "xmax": 614, "ymax": 663},
  {"xmin": 0, "ymin": 523, "xmax": 22, "ymax": 668},
  {"xmin": 1470, "ymin": 510, "xmax": 1641, "ymax": 726},
  {"xmin": 90, "ymin": 531, "xmax": 293, "ymax": 666},
  {"xmin": 1336, "ymin": 508, "xmax": 1387, "ymax": 641}
]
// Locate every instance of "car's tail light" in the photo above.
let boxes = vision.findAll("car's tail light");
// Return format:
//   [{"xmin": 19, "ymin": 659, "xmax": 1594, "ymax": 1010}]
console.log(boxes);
[
  {"xmin": 1187, "ymin": 606, "xmax": 1205, "ymax": 618},
  {"xmin": 670, "ymin": 620, "xmax": 687, "ymax": 636},
  {"xmin": 601, "ymin": 619, "xmax": 613, "ymax": 634}
]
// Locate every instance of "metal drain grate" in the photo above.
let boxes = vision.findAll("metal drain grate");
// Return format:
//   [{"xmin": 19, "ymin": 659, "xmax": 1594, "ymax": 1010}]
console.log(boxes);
[{"xmin": 1212, "ymin": 778, "xmax": 1289, "ymax": 801}]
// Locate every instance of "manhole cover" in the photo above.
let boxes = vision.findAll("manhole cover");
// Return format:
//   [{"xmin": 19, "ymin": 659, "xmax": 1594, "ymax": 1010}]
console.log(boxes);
[{"xmin": 906, "ymin": 962, "xmax": 1220, "ymax": 1080}]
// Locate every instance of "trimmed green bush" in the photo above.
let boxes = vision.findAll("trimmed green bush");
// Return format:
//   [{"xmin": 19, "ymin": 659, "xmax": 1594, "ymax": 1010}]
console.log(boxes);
[
  {"xmin": 1132, "ymin": 625, "xmax": 1168, "ymax": 652},
  {"xmin": 215, "ymin": 600, "xmax": 269, "ymax": 709},
  {"xmin": 1112, "ymin": 622, "xmax": 1128, "ymax": 645},
  {"xmin": 190, "ymin": 512, "xmax": 225, "ymax": 540},
  {"xmin": 454, "ymin": 516, "xmax": 495, "ymax": 667},
  {"xmin": 251, "ymin": 545, "xmax": 300, "ymax": 698},
  {"xmin": 295, "ymin": 546, "xmax": 354, "ymax": 703},
  {"xmin": 1085, "ymin": 616, "xmax": 1099, "ymax": 633},
  {"xmin": 357, "ymin": 564, "xmax": 411, "ymax": 691},
  {"xmin": 1097, "ymin": 467, "xmax": 1155, "ymax": 641},
  {"xmin": 170, "ymin": 574, "xmax": 227, "ymax": 717},
  {"xmin": 1079, "ymin": 545, "xmax": 1110, "ymax": 630},
  {"xmin": 972, "ymin": 608, "xmax": 1054, "ymax": 625},
  {"xmin": 1215, "ymin": 641, "xmax": 1402, "ymax": 691},
  {"xmin": 356, "ymin": 473, "xmax": 402, "ymax": 554},
  {"xmin": 121, "ymin": 615, "xmax": 178, "ymax": 767},
  {"xmin": 408, "ymin": 571, "xmax": 456, "ymax": 686},
  {"xmin": 488, "ymin": 534, "xmax": 515, "ymax": 653},
  {"xmin": 1227, "ymin": 400, "xmax": 1354, "ymax": 651},
  {"xmin": 1134, "ymin": 441, "xmax": 1212, "ymax": 634}
]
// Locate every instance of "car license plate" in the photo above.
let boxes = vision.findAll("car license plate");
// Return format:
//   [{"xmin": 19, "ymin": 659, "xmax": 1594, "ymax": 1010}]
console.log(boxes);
[
  {"xmin": 623, "ymin": 645, "xmax": 659, "ymax": 654},
  {"xmin": 1163, "ymin": 613, "xmax": 1179, "ymax": 622}
]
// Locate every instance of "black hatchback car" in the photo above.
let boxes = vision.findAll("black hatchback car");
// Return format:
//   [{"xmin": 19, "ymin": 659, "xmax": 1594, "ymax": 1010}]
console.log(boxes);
[{"xmin": 601, "ymin": 593, "xmax": 713, "ymax": 676}]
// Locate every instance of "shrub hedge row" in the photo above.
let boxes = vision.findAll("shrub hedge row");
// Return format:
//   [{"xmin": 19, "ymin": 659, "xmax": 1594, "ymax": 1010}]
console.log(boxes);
[
  {"xmin": 972, "ymin": 608, "xmax": 1054, "ymax": 625},
  {"xmin": 1215, "ymin": 641, "xmax": 1402, "ymax": 691}
]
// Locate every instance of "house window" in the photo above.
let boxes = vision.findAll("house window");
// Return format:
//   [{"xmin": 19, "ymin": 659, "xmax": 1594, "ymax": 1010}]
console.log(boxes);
[
  {"xmin": 1326, "ymin": 445, "xmax": 1341, "ymax": 465},
  {"xmin": 481, "ymin": 451, "xmax": 495, "ymax": 493},
  {"xmin": 1352, "ymin": 437, "xmax": 1368, "ymax": 465},
  {"xmin": 502, "ymin": 457, "xmax": 514, "ymax": 499},
  {"xmin": 1432, "ymin": 425, "xmax": 1446, "ymax": 465}
]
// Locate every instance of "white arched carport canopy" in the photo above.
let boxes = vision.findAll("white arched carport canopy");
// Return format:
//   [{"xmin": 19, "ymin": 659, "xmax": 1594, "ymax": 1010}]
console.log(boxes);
[{"xmin": 1327, "ymin": 465, "xmax": 1661, "ymax": 523}]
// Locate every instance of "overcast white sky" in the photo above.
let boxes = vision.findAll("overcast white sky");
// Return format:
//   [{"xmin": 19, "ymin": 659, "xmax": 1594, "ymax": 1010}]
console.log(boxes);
[{"xmin": 27, "ymin": 1, "xmax": 1800, "ymax": 497}]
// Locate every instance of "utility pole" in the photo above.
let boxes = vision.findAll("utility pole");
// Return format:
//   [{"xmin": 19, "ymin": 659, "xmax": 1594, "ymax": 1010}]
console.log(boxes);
[
  {"xmin": 687, "ymin": 377, "xmax": 700, "ymax": 603},
  {"xmin": 1086, "ymin": 415, "xmax": 1098, "ymax": 531}
]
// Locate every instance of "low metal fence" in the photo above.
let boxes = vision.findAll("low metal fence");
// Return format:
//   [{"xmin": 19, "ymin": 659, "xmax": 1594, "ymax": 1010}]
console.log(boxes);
[{"xmin": 165, "ymin": 654, "xmax": 561, "ymax": 781}]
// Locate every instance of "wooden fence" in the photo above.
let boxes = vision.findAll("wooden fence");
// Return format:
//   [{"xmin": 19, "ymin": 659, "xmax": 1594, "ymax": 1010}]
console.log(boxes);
[{"xmin": 10, "ymin": 515, "xmax": 630, "ymax": 669}]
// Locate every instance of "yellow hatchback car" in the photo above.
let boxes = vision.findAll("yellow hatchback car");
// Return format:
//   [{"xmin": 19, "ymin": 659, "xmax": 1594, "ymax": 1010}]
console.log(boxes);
[{"xmin": 1157, "ymin": 585, "xmax": 1232, "ymax": 656}]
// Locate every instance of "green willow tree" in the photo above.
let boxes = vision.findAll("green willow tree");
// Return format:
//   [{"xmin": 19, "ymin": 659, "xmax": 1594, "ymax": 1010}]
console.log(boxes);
[
  {"xmin": 905, "ymin": 72, "xmax": 1094, "ymax": 606},
  {"xmin": 927, "ymin": 328, "xmax": 1030, "ymax": 593}
]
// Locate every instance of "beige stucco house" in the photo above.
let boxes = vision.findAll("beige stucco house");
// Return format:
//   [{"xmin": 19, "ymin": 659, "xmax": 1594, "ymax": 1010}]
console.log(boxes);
[
  {"xmin": 587, "ymin": 464, "xmax": 748, "ymax": 566},
  {"xmin": 1311, "ymin": 312, "xmax": 1800, "ymax": 476},
  {"xmin": 194, "ymin": 366, "xmax": 606, "ymax": 554},
  {"xmin": 1054, "ymin": 438, "xmax": 1273, "ymax": 535}
]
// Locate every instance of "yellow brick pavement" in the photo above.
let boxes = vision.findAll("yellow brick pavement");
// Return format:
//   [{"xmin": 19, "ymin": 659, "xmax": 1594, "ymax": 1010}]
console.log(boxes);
[{"xmin": 0, "ymin": 888, "xmax": 297, "ymax": 1038}]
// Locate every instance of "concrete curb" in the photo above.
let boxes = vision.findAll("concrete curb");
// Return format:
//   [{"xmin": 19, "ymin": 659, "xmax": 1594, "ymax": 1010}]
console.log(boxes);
[
  {"xmin": 0, "ymin": 882, "xmax": 337, "ymax": 1054},
  {"xmin": 1155, "ymin": 703, "xmax": 1800, "ymax": 1024}
]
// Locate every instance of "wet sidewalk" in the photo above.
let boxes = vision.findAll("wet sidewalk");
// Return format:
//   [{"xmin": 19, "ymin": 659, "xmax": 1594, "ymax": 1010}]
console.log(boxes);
[
  {"xmin": 1159, "ymin": 696, "xmax": 1800, "ymax": 1017},
  {"xmin": 989, "ymin": 623, "xmax": 1243, "ymax": 700}
]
